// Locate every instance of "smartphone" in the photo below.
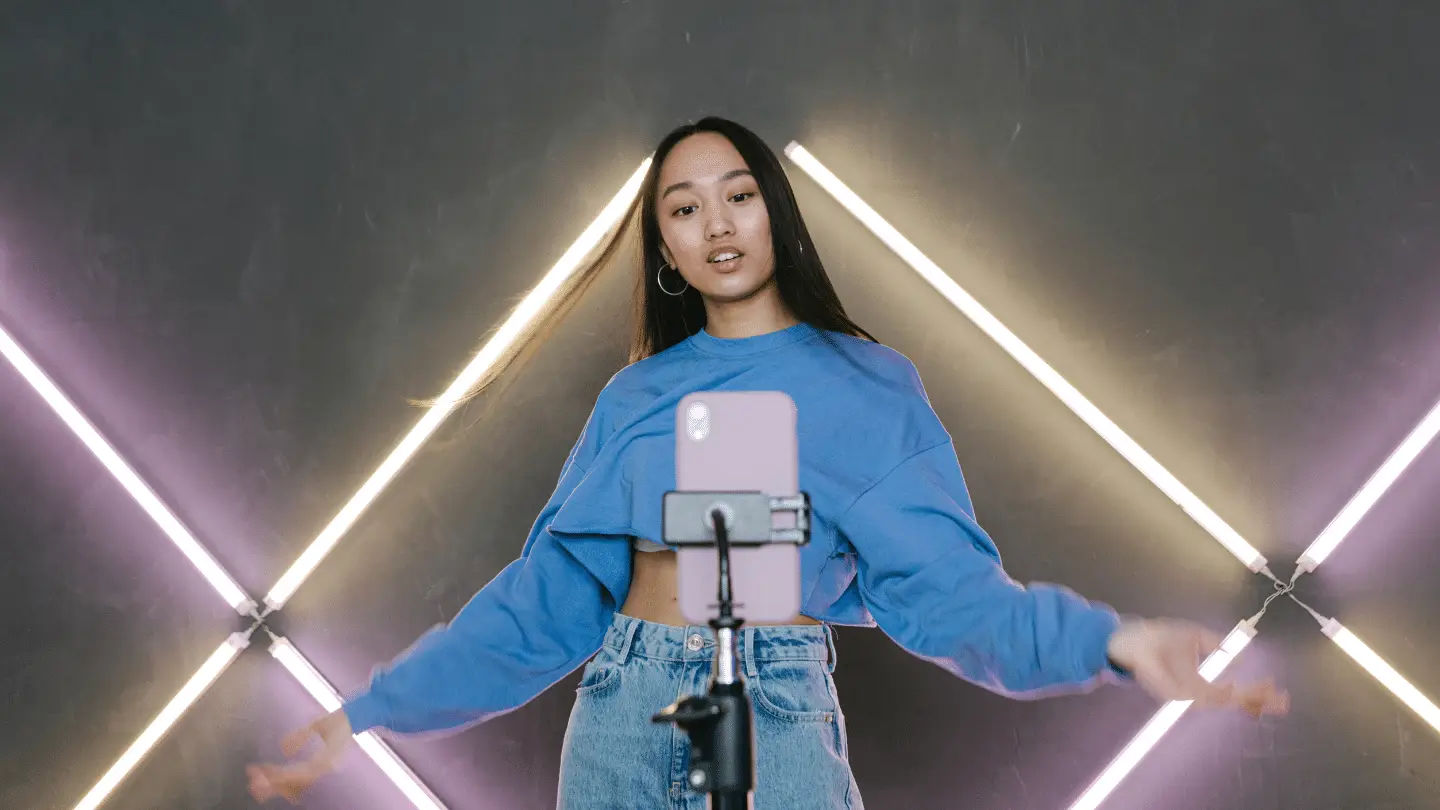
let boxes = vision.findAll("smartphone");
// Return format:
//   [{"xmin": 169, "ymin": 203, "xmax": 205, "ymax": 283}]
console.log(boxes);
[{"xmin": 674, "ymin": 390, "xmax": 803, "ymax": 625}]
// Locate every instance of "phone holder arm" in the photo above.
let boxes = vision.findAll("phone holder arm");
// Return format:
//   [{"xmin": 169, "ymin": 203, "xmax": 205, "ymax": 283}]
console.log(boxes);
[{"xmin": 661, "ymin": 491, "xmax": 811, "ymax": 548}]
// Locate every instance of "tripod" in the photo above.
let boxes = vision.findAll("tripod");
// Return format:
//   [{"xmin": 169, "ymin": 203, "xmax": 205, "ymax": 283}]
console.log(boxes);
[{"xmin": 652, "ymin": 492, "xmax": 811, "ymax": 810}]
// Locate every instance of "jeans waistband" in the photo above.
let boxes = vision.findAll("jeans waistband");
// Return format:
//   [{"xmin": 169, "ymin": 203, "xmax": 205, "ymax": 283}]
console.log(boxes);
[{"xmin": 606, "ymin": 613, "xmax": 838, "ymax": 674}]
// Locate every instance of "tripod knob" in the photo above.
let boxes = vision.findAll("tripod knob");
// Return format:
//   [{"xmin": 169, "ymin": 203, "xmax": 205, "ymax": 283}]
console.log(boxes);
[
  {"xmin": 652, "ymin": 696, "xmax": 723, "ymax": 726},
  {"xmin": 652, "ymin": 685, "xmax": 754, "ymax": 801}
]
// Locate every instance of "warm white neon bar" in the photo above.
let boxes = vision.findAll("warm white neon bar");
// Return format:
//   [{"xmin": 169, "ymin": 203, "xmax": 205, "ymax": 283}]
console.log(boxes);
[
  {"xmin": 1298, "ymin": 396, "xmax": 1440, "ymax": 572},
  {"xmin": 268, "ymin": 637, "xmax": 448, "ymax": 810},
  {"xmin": 1321, "ymin": 619, "xmax": 1440, "ymax": 734},
  {"xmin": 0, "ymin": 321, "xmax": 256, "ymax": 613},
  {"xmin": 782, "ymin": 143, "xmax": 1268, "ymax": 574},
  {"xmin": 71, "ymin": 635, "xmax": 247, "ymax": 810},
  {"xmin": 1065, "ymin": 621, "xmax": 1257, "ymax": 810},
  {"xmin": 263, "ymin": 158, "xmax": 653, "ymax": 610}
]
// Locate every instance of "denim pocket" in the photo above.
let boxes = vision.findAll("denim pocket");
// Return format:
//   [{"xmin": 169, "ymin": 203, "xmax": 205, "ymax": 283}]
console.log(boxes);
[
  {"xmin": 575, "ymin": 649, "xmax": 621, "ymax": 697},
  {"xmin": 751, "ymin": 659, "xmax": 837, "ymax": 723}
]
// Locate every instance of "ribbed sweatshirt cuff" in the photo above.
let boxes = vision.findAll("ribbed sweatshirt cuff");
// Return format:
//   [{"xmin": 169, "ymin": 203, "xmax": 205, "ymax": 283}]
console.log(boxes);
[
  {"xmin": 341, "ymin": 690, "xmax": 389, "ymax": 734},
  {"xmin": 1078, "ymin": 607, "xmax": 1132, "ymax": 683}
]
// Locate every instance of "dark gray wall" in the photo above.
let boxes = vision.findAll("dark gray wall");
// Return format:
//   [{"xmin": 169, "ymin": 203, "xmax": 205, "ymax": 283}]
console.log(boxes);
[{"xmin": 3, "ymin": 2, "xmax": 1439, "ymax": 808}]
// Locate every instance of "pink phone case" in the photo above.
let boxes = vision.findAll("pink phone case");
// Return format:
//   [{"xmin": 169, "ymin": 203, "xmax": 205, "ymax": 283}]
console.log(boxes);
[{"xmin": 675, "ymin": 391, "xmax": 802, "ymax": 625}]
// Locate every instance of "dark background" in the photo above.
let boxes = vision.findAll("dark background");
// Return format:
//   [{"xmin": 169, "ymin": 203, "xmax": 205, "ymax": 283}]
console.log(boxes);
[{"xmin": 3, "ymin": 2, "xmax": 1439, "ymax": 808}]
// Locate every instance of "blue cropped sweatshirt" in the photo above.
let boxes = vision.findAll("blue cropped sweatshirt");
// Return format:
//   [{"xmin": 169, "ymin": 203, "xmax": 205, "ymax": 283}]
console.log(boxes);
[{"xmin": 342, "ymin": 322, "xmax": 1127, "ymax": 735}]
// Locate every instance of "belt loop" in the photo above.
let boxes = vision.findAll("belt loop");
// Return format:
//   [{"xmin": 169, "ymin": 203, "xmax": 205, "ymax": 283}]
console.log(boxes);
[
  {"xmin": 744, "ymin": 626, "xmax": 758, "ymax": 678},
  {"xmin": 615, "ymin": 616, "xmax": 640, "ymax": 665},
  {"xmin": 824, "ymin": 624, "xmax": 838, "ymax": 674}
]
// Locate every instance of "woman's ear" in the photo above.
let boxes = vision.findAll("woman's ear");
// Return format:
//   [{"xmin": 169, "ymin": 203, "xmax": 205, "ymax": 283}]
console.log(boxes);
[{"xmin": 659, "ymin": 243, "xmax": 673, "ymax": 266}]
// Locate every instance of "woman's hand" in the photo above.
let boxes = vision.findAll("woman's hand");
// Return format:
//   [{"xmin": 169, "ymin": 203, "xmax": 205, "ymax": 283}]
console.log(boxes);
[
  {"xmin": 1106, "ymin": 618, "xmax": 1290, "ymax": 717},
  {"xmin": 246, "ymin": 710, "xmax": 354, "ymax": 804}
]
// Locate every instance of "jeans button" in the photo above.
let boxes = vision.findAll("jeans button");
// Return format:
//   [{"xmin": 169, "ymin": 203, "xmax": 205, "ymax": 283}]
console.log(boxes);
[{"xmin": 686, "ymin": 633, "xmax": 704, "ymax": 652}]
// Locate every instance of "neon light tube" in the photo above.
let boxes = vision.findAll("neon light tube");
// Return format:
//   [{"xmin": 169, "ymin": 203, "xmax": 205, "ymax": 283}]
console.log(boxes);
[
  {"xmin": 1321, "ymin": 619, "xmax": 1440, "ymax": 733},
  {"xmin": 264, "ymin": 157, "xmax": 653, "ymax": 610},
  {"xmin": 782, "ymin": 143, "xmax": 1268, "ymax": 574},
  {"xmin": 1298, "ymin": 397, "xmax": 1440, "ymax": 572},
  {"xmin": 71, "ymin": 635, "xmax": 247, "ymax": 810},
  {"xmin": 0, "ymin": 321, "xmax": 256, "ymax": 613}
]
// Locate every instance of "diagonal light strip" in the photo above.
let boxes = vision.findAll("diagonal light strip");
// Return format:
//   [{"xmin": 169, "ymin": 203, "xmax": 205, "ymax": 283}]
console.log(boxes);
[
  {"xmin": 0, "ymin": 320, "xmax": 256, "ymax": 613},
  {"xmin": 1283, "ymin": 395, "xmax": 1440, "ymax": 736},
  {"xmin": 1297, "ymin": 394, "xmax": 1440, "ymax": 572},
  {"xmin": 1284, "ymin": 390, "xmax": 1440, "ymax": 734},
  {"xmin": 263, "ymin": 157, "xmax": 653, "ymax": 611},
  {"xmin": 14, "ymin": 152, "xmax": 652, "ymax": 810},
  {"xmin": 0, "ymin": 319, "xmax": 285, "ymax": 809},
  {"xmin": 1319, "ymin": 618, "xmax": 1440, "ymax": 734},
  {"xmin": 1064, "ymin": 621, "xmax": 1258, "ymax": 810},
  {"xmin": 70, "ymin": 635, "xmax": 249, "ymax": 810},
  {"xmin": 12, "ymin": 156, "xmax": 652, "ymax": 810},
  {"xmin": 269, "ymin": 637, "xmax": 449, "ymax": 810},
  {"xmin": 0, "ymin": 311, "xmax": 448, "ymax": 804},
  {"xmin": 782, "ymin": 143, "xmax": 1269, "ymax": 574},
  {"xmin": 0, "ymin": 322, "xmax": 279, "ymax": 808}
]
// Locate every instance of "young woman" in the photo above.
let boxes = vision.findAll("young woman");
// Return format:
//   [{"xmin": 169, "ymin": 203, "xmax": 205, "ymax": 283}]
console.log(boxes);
[{"xmin": 248, "ymin": 117, "xmax": 1288, "ymax": 808}]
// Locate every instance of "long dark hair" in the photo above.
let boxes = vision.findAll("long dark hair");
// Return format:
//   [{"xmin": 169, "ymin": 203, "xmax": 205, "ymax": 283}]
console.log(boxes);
[
  {"xmin": 432, "ymin": 117, "xmax": 874, "ymax": 413},
  {"xmin": 629, "ymin": 117, "xmax": 875, "ymax": 362}
]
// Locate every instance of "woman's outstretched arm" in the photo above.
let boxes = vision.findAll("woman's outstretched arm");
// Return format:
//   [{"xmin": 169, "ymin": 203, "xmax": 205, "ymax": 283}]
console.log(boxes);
[
  {"xmin": 341, "ymin": 524, "xmax": 626, "ymax": 734},
  {"xmin": 839, "ymin": 439, "xmax": 1127, "ymax": 698},
  {"xmin": 341, "ymin": 394, "xmax": 628, "ymax": 735},
  {"xmin": 249, "ymin": 391, "xmax": 629, "ymax": 802},
  {"xmin": 840, "ymin": 438, "xmax": 1288, "ymax": 717}
]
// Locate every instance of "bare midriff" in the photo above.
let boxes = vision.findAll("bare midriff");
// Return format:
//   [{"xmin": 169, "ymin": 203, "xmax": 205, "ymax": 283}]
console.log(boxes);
[{"xmin": 620, "ymin": 549, "xmax": 822, "ymax": 627}]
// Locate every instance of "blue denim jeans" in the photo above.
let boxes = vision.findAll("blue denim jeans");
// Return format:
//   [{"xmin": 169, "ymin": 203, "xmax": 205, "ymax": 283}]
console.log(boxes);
[{"xmin": 558, "ymin": 613, "xmax": 863, "ymax": 809}]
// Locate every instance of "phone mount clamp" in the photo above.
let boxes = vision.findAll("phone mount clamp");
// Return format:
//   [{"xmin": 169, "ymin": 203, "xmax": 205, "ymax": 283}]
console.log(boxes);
[{"xmin": 651, "ymin": 491, "xmax": 811, "ymax": 810}]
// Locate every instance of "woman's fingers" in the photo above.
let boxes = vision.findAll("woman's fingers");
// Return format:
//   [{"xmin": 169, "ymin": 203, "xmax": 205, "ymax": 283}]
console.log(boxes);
[
  {"xmin": 1122, "ymin": 618, "xmax": 1289, "ymax": 717},
  {"xmin": 1234, "ymin": 678, "xmax": 1290, "ymax": 717},
  {"xmin": 245, "ymin": 764, "xmax": 275, "ymax": 802},
  {"xmin": 1191, "ymin": 676, "xmax": 1236, "ymax": 707},
  {"xmin": 247, "ymin": 761, "xmax": 325, "ymax": 805},
  {"xmin": 1193, "ymin": 678, "xmax": 1289, "ymax": 716},
  {"xmin": 247, "ymin": 763, "xmax": 304, "ymax": 804},
  {"xmin": 249, "ymin": 715, "xmax": 353, "ymax": 804}
]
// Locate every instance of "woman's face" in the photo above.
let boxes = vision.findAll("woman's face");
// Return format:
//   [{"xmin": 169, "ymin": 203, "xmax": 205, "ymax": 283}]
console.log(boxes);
[{"xmin": 654, "ymin": 132, "xmax": 776, "ymax": 303}]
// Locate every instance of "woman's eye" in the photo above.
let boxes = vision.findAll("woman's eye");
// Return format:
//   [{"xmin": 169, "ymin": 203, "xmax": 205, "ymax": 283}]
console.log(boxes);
[
  {"xmin": 673, "ymin": 205, "xmax": 697, "ymax": 217},
  {"xmin": 730, "ymin": 192, "xmax": 755, "ymax": 203}
]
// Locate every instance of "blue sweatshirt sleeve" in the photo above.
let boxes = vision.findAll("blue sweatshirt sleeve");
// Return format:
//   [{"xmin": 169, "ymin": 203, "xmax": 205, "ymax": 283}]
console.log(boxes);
[
  {"xmin": 838, "ymin": 439, "xmax": 1126, "ymax": 698},
  {"xmin": 340, "ymin": 395, "xmax": 626, "ymax": 735}
]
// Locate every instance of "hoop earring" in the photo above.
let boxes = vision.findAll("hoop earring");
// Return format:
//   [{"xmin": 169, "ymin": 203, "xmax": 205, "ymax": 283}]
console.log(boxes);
[{"xmin": 656, "ymin": 262, "xmax": 689, "ymax": 296}]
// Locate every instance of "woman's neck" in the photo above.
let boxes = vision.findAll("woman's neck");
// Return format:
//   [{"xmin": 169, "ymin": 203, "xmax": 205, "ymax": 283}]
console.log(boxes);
[{"xmin": 702, "ymin": 284, "xmax": 800, "ymax": 339}]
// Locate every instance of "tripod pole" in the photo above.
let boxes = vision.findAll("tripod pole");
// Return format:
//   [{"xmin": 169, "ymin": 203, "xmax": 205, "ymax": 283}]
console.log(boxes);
[
  {"xmin": 706, "ymin": 507, "xmax": 752, "ymax": 809},
  {"xmin": 652, "ymin": 500, "xmax": 759, "ymax": 808},
  {"xmin": 708, "ymin": 504, "xmax": 754, "ymax": 807}
]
